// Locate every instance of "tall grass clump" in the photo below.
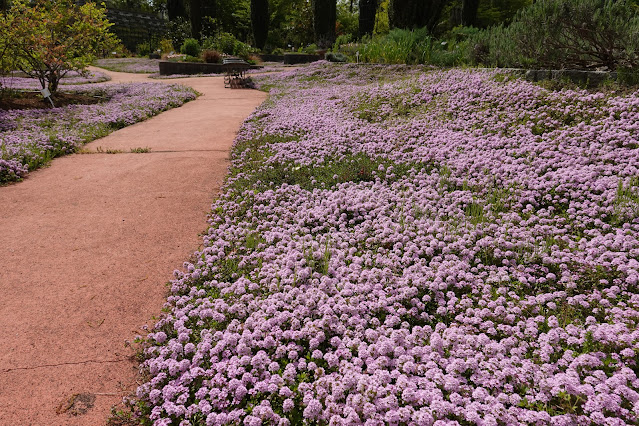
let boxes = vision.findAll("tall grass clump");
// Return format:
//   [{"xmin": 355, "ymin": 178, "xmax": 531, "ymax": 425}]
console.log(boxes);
[{"xmin": 360, "ymin": 27, "xmax": 433, "ymax": 65}]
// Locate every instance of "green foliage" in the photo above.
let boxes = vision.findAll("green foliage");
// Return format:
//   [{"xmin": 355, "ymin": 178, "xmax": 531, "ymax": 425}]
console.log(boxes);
[
  {"xmin": 333, "ymin": 33, "xmax": 352, "ymax": 51},
  {"xmin": 266, "ymin": 0, "xmax": 314, "ymax": 50},
  {"xmin": 136, "ymin": 41, "xmax": 152, "ymax": 56},
  {"xmin": 336, "ymin": 0, "xmax": 358, "ymax": 41},
  {"xmin": 159, "ymin": 38, "xmax": 175, "ymax": 54},
  {"xmin": 203, "ymin": 32, "xmax": 256, "ymax": 58},
  {"xmin": 374, "ymin": 0, "xmax": 390, "ymax": 34},
  {"xmin": 360, "ymin": 27, "xmax": 433, "ymax": 64},
  {"xmin": 473, "ymin": 0, "xmax": 639, "ymax": 70},
  {"xmin": 6, "ymin": 0, "xmax": 119, "ymax": 93},
  {"xmin": 0, "ymin": 9, "xmax": 13, "ymax": 83},
  {"xmin": 166, "ymin": 16, "xmax": 191, "ymax": 50},
  {"xmin": 180, "ymin": 37, "xmax": 201, "ymax": 56}
]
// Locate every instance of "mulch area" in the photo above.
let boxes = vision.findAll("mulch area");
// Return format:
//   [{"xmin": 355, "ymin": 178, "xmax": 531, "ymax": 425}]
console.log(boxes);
[{"xmin": 0, "ymin": 91, "xmax": 104, "ymax": 110}]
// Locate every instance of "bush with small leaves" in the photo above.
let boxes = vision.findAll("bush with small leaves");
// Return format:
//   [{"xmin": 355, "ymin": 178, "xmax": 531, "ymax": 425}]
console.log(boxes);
[{"xmin": 180, "ymin": 38, "xmax": 201, "ymax": 58}]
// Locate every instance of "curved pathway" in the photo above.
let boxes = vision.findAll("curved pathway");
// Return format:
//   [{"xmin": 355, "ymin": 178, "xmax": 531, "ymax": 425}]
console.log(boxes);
[{"xmin": 0, "ymin": 68, "xmax": 266, "ymax": 425}]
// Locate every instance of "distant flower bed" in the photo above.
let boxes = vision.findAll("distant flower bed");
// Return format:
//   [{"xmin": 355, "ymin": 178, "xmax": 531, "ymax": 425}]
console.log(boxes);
[
  {"xmin": 136, "ymin": 63, "xmax": 639, "ymax": 425},
  {"xmin": 94, "ymin": 57, "xmax": 160, "ymax": 73},
  {"xmin": 0, "ymin": 82, "xmax": 196, "ymax": 183},
  {"xmin": 0, "ymin": 70, "xmax": 110, "ymax": 90}
]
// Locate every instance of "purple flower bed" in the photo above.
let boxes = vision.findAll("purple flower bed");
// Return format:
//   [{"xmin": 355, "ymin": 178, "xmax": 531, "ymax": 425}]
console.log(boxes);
[
  {"xmin": 0, "ymin": 82, "xmax": 196, "ymax": 183},
  {"xmin": 94, "ymin": 57, "xmax": 160, "ymax": 73},
  {"xmin": 0, "ymin": 70, "xmax": 111, "ymax": 90},
  {"xmin": 136, "ymin": 63, "xmax": 639, "ymax": 425}
]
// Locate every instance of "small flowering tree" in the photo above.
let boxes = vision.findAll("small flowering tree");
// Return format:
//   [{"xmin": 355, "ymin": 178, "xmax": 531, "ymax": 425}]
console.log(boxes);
[{"xmin": 9, "ymin": 0, "xmax": 119, "ymax": 93}]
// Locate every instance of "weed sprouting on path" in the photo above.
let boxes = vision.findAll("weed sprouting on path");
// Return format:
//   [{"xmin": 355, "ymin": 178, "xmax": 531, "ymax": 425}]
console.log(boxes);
[{"xmin": 136, "ymin": 63, "xmax": 639, "ymax": 424}]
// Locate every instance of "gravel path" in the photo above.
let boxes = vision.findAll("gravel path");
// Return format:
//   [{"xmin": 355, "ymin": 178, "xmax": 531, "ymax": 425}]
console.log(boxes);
[{"xmin": 0, "ymin": 68, "xmax": 266, "ymax": 425}]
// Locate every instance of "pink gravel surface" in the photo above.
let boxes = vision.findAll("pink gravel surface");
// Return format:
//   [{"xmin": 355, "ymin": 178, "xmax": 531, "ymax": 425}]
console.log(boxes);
[{"xmin": 0, "ymin": 67, "xmax": 266, "ymax": 425}]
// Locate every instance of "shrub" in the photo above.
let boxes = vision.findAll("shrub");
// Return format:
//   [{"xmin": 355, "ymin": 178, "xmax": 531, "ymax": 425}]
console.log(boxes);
[
  {"xmin": 474, "ymin": 0, "xmax": 639, "ymax": 70},
  {"xmin": 202, "ymin": 32, "xmax": 256, "ymax": 60},
  {"xmin": 333, "ymin": 34, "xmax": 353, "ymax": 51},
  {"xmin": 201, "ymin": 49, "xmax": 221, "ymax": 63},
  {"xmin": 180, "ymin": 38, "xmax": 201, "ymax": 57},
  {"xmin": 159, "ymin": 38, "xmax": 174, "ymax": 54},
  {"xmin": 300, "ymin": 43, "xmax": 319, "ymax": 54},
  {"xmin": 136, "ymin": 41, "xmax": 151, "ymax": 56},
  {"xmin": 325, "ymin": 51, "xmax": 348, "ymax": 62},
  {"xmin": 203, "ymin": 32, "xmax": 237, "ymax": 55}
]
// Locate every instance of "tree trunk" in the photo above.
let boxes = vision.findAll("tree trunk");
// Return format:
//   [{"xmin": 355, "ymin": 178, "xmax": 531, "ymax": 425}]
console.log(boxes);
[
  {"xmin": 389, "ymin": 0, "xmax": 447, "ymax": 32},
  {"xmin": 461, "ymin": 0, "xmax": 479, "ymax": 26},
  {"xmin": 167, "ymin": 0, "xmax": 186, "ymax": 21},
  {"xmin": 251, "ymin": 0, "xmax": 269, "ymax": 50},
  {"xmin": 312, "ymin": 0, "xmax": 336, "ymax": 49},
  {"xmin": 189, "ymin": 0, "xmax": 202, "ymax": 39},
  {"xmin": 359, "ymin": 0, "xmax": 377, "ymax": 38}
]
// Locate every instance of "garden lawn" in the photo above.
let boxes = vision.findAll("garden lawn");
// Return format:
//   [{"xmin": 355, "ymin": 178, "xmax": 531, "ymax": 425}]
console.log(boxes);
[
  {"xmin": 136, "ymin": 62, "xmax": 639, "ymax": 425},
  {"xmin": 0, "ymin": 82, "xmax": 196, "ymax": 183}
]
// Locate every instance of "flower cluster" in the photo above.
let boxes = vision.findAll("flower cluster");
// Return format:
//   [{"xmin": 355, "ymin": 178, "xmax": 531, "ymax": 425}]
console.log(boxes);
[
  {"xmin": 137, "ymin": 63, "xmax": 639, "ymax": 425},
  {"xmin": 0, "ymin": 82, "xmax": 196, "ymax": 183}
]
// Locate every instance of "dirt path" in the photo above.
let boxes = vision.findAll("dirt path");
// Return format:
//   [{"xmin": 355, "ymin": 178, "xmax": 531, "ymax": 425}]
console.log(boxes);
[{"xmin": 0, "ymin": 68, "xmax": 266, "ymax": 425}]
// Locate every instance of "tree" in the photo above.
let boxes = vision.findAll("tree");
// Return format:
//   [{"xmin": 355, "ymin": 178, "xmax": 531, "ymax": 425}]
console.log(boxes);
[
  {"xmin": 461, "ymin": 0, "xmax": 479, "ymax": 26},
  {"xmin": 250, "ymin": 0, "xmax": 268, "ymax": 49},
  {"xmin": 267, "ymin": 0, "xmax": 314, "ymax": 49},
  {"xmin": 9, "ymin": 0, "xmax": 119, "ymax": 93},
  {"xmin": 166, "ymin": 0, "xmax": 187, "ymax": 20},
  {"xmin": 359, "ymin": 0, "xmax": 377, "ymax": 37},
  {"xmin": 0, "ymin": 9, "xmax": 12, "ymax": 81},
  {"xmin": 388, "ymin": 0, "xmax": 447, "ymax": 32},
  {"xmin": 312, "ymin": 0, "xmax": 337, "ymax": 48},
  {"xmin": 189, "ymin": 0, "xmax": 203, "ymax": 38}
]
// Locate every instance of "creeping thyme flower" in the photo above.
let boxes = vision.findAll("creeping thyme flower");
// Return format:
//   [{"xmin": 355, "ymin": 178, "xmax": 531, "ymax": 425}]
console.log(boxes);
[{"xmin": 137, "ymin": 63, "xmax": 639, "ymax": 425}]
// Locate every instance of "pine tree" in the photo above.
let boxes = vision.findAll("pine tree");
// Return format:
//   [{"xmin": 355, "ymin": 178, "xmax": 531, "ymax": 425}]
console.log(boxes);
[{"xmin": 359, "ymin": 0, "xmax": 377, "ymax": 37}]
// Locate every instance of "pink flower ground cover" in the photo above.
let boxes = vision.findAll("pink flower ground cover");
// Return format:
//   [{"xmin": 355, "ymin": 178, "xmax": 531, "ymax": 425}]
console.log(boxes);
[
  {"xmin": 136, "ymin": 63, "xmax": 639, "ymax": 425},
  {"xmin": 0, "ymin": 82, "xmax": 196, "ymax": 183}
]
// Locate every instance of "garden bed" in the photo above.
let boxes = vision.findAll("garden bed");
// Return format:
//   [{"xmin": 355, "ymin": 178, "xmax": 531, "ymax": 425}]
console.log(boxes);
[
  {"xmin": 0, "ymin": 82, "xmax": 197, "ymax": 183},
  {"xmin": 134, "ymin": 63, "xmax": 639, "ymax": 424}
]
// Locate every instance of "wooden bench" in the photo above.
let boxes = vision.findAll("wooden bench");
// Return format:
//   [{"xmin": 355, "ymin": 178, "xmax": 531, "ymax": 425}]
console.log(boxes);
[{"xmin": 223, "ymin": 58, "xmax": 251, "ymax": 88}]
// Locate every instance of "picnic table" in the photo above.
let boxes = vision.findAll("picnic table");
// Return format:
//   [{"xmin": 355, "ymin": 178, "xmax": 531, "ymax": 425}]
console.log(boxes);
[{"xmin": 223, "ymin": 58, "xmax": 251, "ymax": 88}]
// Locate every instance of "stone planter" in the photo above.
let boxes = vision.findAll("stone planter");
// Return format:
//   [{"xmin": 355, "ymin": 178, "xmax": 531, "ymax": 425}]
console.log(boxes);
[
  {"xmin": 283, "ymin": 53, "xmax": 322, "ymax": 65},
  {"xmin": 258, "ymin": 54, "xmax": 285, "ymax": 63},
  {"xmin": 159, "ymin": 61, "xmax": 262, "ymax": 76}
]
